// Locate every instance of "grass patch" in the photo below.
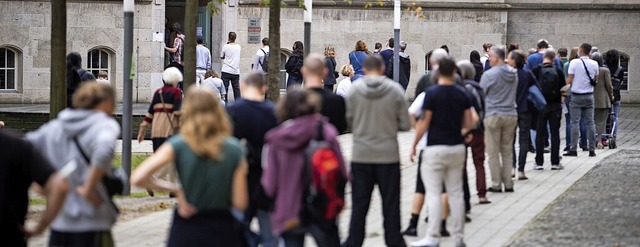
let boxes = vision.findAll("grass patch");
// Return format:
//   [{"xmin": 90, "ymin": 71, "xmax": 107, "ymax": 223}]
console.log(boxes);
[
  {"xmin": 112, "ymin": 153, "xmax": 151, "ymax": 171},
  {"xmin": 30, "ymin": 197, "xmax": 46, "ymax": 206}
]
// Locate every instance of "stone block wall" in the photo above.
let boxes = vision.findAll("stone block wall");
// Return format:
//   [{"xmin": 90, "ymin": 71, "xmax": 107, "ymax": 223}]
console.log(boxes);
[{"xmin": 0, "ymin": 0, "xmax": 164, "ymax": 103}]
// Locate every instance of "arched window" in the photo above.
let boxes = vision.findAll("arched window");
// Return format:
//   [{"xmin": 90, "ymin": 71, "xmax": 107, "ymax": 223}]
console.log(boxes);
[
  {"xmin": 0, "ymin": 48, "xmax": 18, "ymax": 90},
  {"xmin": 424, "ymin": 50, "xmax": 433, "ymax": 72},
  {"xmin": 280, "ymin": 50, "xmax": 292, "ymax": 90},
  {"xmin": 87, "ymin": 49, "xmax": 110, "ymax": 80},
  {"xmin": 603, "ymin": 50, "xmax": 631, "ymax": 91}
]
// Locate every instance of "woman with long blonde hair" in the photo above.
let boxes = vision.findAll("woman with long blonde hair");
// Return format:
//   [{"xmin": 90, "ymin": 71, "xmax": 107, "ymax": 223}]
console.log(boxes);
[
  {"xmin": 324, "ymin": 45, "xmax": 339, "ymax": 92},
  {"xmin": 132, "ymin": 87, "xmax": 248, "ymax": 247}
]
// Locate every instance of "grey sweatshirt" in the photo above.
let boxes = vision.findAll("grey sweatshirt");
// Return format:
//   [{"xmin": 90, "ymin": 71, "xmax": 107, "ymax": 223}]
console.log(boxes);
[
  {"xmin": 346, "ymin": 75, "xmax": 411, "ymax": 164},
  {"xmin": 480, "ymin": 64, "xmax": 519, "ymax": 117},
  {"xmin": 26, "ymin": 109, "xmax": 120, "ymax": 232}
]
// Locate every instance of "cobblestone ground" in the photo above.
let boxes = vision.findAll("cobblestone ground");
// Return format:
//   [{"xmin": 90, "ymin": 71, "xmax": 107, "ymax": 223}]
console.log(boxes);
[{"xmin": 507, "ymin": 107, "xmax": 640, "ymax": 247}]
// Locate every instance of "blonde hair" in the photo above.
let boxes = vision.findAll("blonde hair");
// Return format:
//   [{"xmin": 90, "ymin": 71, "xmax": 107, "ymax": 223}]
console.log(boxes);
[
  {"xmin": 180, "ymin": 86, "xmax": 231, "ymax": 160},
  {"xmin": 98, "ymin": 71, "xmax": 108, "ymax": 80},
  {"xmin": 341, "ymin": 64, "xmax": 354, "ymax": 77},
  {"xmin": 205, "ymin": 70, "xmax": 219, "ymax": 79},
  {"xmin": 72, "ymin": 82, "xmax": 116, "ymax": 109},
  {"xmin": 324, "ymin": 45, "xmax": 335, "ymax": 58}
]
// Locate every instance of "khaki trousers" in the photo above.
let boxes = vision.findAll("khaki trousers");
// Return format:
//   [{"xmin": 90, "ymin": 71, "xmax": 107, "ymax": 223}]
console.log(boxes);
[{"xmin": 484, "ymin": 115, "xmax": 518, "ymax": 189}]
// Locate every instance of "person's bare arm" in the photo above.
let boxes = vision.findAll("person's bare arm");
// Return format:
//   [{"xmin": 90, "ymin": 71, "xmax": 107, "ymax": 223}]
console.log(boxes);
[
  {"xmin": 25, "ymin": 173, "xmax": 69, "ymax": 237},
  {"xmin": 566, "ymin": 74, "xmax": 574, "ymax": 85},
  {"xmin": 131, "ymin": 143, "xmax": 181, "ymax": 193},
  {"xmin": 410, "ymin": 110, "xmax": 432, "ymax": 162},
  {"xmin": 461, "ymin": 108, "xmax": 474, "ymax": 135},
  {"xmin": 232, "ymin": 159, "xmax": 249, "ymax": 211}
]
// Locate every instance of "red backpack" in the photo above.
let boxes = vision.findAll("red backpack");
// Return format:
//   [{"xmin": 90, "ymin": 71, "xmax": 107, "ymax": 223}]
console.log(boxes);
[{"xmin": 301, "ymin": 122, "xmax": 346, "ymax": 223}]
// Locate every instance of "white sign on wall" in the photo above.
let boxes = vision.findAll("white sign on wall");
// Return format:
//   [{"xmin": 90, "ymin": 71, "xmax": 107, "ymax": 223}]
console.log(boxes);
[{"xmin": 248, "ymin": 18, "xmax": 261, "ymax": 44}]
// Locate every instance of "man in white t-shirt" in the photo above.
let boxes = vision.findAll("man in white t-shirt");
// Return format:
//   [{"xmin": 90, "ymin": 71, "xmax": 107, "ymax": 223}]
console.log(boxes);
[
  {"xmin": 564, "ymin": 43, "xmax": 599, "ymax": 157},
  {"xmin": 220, "ymin": 32, "xmax": 242, "ymax": 102},
  {"xmin": 252, "ymin": 37, "xmax": 269, "ymax": 75}
]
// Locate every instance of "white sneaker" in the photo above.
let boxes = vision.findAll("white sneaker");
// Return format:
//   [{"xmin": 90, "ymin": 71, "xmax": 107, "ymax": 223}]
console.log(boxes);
[
  {"xmin": 534, "ymin": 164, "xmax": 544, "ymax": 170},
  {"xmin": 551, "ymin": 164, "xmax": 564, "ymax": 170},
  {"xmin": 455, "ymin": 239, "xmax": 467, "ymax": 247},
  {"xmin": 410, "ymin": 236, "xmax": 439, "ymax": 247}
]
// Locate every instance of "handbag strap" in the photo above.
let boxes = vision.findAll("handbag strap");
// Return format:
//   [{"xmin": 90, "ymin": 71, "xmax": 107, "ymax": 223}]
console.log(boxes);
[
  {"xmin": 158, "ymin": 89, "xmax": 176, "ymax": 130},
  {"xmin": 73, "ymin": 136, "xmax": 91, "ymax": 165},
  {"xmin": 579, "ymin": 58, "xmax": 594, "ymax": 81}
]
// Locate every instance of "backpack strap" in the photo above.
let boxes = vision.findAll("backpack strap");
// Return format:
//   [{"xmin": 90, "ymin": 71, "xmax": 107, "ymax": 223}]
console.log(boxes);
[
  {"xmin": 73, "ymin": 136, "xmax": 91, "ymax": 164},
  {"xmin": 315, "ymin": 122, "xmax": 324, "ymax": 141},
  {"xmin": 613, "ymin": 66, "xmax": 623, "ymax": 78}
]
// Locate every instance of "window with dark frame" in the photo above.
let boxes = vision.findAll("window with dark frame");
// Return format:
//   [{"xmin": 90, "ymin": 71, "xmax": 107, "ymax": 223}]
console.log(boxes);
[
  {"xmin": 87, "ymin": 49, "xmax": 110, "ymax": 80},
  {"xmin": 0, "ymin": 48, "xmax": 17, "ymax": 90}
]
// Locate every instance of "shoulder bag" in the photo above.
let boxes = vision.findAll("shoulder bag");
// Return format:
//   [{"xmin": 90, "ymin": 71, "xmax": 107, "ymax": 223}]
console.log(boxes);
[
  {"xmin": 159, "ymin": 89, "xmax": 179, "ymax": 136},
  {"xmin": 580, "ymin": 59, "xmax": 597, "ymax": 86}
]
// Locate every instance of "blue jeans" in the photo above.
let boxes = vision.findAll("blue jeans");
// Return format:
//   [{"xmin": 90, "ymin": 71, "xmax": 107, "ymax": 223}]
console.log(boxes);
[
  {"xmin": 613, "ymin": 100, "xmax": 620, "ymax": 138},
  {"xmin": 243, "ymin": 210, "xmax": 276, "ymax": 247},
  {"xmin": 570, "ymin": 94, "xmax": 596, "ymax": 152},
  {"xmin": 286, "ymin": 75, "xmax": 303, "ymax": 89}
]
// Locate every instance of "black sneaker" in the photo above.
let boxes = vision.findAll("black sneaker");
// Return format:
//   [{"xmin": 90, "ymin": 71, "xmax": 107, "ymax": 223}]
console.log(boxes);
[
  {"xmin": 504, "ymin": 188, "xmax": 515, "ymax": 193},
  {"xmin": 563, "ymin": 147, "xmax": 570, "ymax": 152},
  {"xmin": 402, "ymin": 226, "xmax": 418, "ymax": 236},
  {"xmin": 563, "ymin": 151, "xmax": 578, "ymax": 157},
  {"xmin": 589, "ymin": 151, "xmax": 596, "ymax": 157},
  {"xmin": 487, "ymin": 187, "xmax": 503, "ymax": 193},
  {"xmin": 441, "ymin": 228, "xmax": 451, "ymax": 237},
  {"xmin": 582, "ymin": 148, "xmax": 589, "ymax": 152}
]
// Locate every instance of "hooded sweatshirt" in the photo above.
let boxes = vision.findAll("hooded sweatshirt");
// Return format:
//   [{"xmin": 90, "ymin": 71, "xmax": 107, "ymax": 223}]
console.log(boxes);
[
  {"xmin": 346, "ymin": 75, "xmax": 411, "ymax": 164},
  {"xmin": 385, "ymin": 52, "xmax": 411, "ymax": 90},
  {"xmin": 480, "ymin": 64, "xmax": 518, "ymax": 117},
  {"xmin": 261, "ymin": 114, "xmax": 346, "ymax": 236},
  {"xmin": 26, "ymin": 109, "xmax": 120, "ymax": 232}
]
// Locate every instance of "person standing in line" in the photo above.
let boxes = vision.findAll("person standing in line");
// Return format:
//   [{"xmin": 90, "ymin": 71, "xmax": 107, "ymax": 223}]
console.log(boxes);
[
  {"xmin": 349, "ymin": 40, "xmax": 371, "ymax": 82},
  {"xmin": 374, "ymin": 42, "xmax": 383, "ymax": 54},
  {"xmin": 480, "ymin": 42, "xmax": 493, "ymax": 70},
  {"xmin": 410, "ymin": 56, "xmax": 476, "ymax": 247},
  {"xmin": 480, "ymin": 45, "xmax": 518, "ymax": 193},
  {"xmin": 379, "ymin": 38, "xmax": 395, "ymax": 70},
  {"xmin": 564, "ymin": 43, "xmax": 599, "ymax": 157},
  {"xmin": 415, "ymin": 48, "xmax": 448, "ymax": 98},
  {"xmin": 342, "ymin": 55, "xmax": 410, "ymax": 247},
  {"xmin": 252, "ymin": 37, "xmax": 270, "ymax": 78},
  {"xmin": 558, "ymin": 48, "xmax": 569, "ymax": 67},
  {"xmin": 195, "ymin": 36, "xmax": 212, "ymax": 86},
  {"xmin": 137, "ymin": 67, "xmax": 183, "ymax": 197},
  {"xmin": 133, "ymin": 87, "xmax": 248, "ymax": 247},
  {"xmin": 26, "ymin": 83, "xmax": 121, "ymax": 247},
  {"xmin": 532, "ymin": 50, "xmax": 566, "ymax": 170},
  {"xmin": 285, "ymin": 41, "xmax": 305, "ymax": 88},
  {"xmin": 470, "ymin": 51, "xmax": 484, "ymax": 82},
  {"xmin": 506, "ymin": 50, "xmax": 538, "ymax": 179},
  {"xmin": 201, "ymin": 70, "xmax": 227, "ymax": 105},
  {"xmin": 457, "ymin": 60, "xmax": 490, "ymax": 203},
  {"xmin": 304, "ymin": 54, "xmax": 348, "ymax": 134},
  {"xmin": 226, "ymin": 73, "xmax": 279, "ymax": 247},
  {"xmin": 1, "ymin": 131, "xmax": 69, "ymax": 247},
  {"xmin": 385, "ymin": 41, "xmax": 411, "ymax": 91},
  {"xmin": 590, "ymin": 52, "xmax": 614, "ymax": 149},
  {"xmin": 525, "ymin": 39, "xmax": 564, "ymax": 70},
  {"xmin": 221, "ymin": 32, "xmax": 242, "ymax": 101},
  {"xmin": 66, "ymin": 52, "xmax": 97, "ymax": 107},
  {"xmin": 324, "ymin": 45, "xmax": 339, "ymax": 92},
  {"xmin": 165, "ymin": 28, "xmax": 185, "ymax": 65},
  {"xmin": 605, "ymin": 49, "xmax": 625, "ymax": 141},
  {"xmin": 336, "ymin": 64, "xmax": 354, "ymax": 97},
  {"xmin": 563, "ymin": 47, "xmax": 588, "ymax": 151},
  {"xmin": 261, "ymin": 88, "xmax": 347, "ymax": 247}
]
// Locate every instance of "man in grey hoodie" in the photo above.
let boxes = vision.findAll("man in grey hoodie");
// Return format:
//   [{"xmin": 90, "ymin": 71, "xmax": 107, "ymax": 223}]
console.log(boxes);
[
  {"xmin": 26, "ymin": 83, "xmax": 121, "ymax": 246},
  {"xmin": 343, "ymin": 55, "xmax": 411, "ymax": 247},
  {"xmin": 480, "ymin": 45, "xmax": 519, "ymax": 193}
]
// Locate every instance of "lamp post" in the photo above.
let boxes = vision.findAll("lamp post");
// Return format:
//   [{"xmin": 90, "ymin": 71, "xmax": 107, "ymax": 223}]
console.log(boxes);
[
  {"xmin": 122, "ymin": 0, "xmax": 134, "ymax": 195},
  {"xmin": 303, "ymin": 0, "xmax": 312, "ymax": 56},
  {"xmin": 393, "ymin": 0, "xmax": 400, "ymax": 83}
]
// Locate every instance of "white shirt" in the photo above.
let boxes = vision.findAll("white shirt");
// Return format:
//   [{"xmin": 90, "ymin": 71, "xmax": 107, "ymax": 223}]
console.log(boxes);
[
  {"xmin": 335, "ymin": 78, "xmax": 352, "ymax": 97},
  {"xmin": 480, "ymin": 54, "xmax": 489, "ymax": 68},
  {"xmin": 253, "ymin": 46, "xmax": 269, "ymax": 75},
  {"xmin": 568, "ymin": 56, "xmax": 599, "ymax": 94},
  {"xmin": 196, "ymin": 44, "xmax": 211, "ymax": 70},
  {"xmin": 221, "ymin": 43, "xmax": 241, "ymax": 75},
  {"xmin": 408, "ymin": 92, "xmax": 427, "ymax": 150}
]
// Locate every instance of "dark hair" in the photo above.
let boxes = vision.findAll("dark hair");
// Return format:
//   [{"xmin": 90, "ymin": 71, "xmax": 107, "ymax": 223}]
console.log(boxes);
[
  {"xmin": 228, "ymin": 32, "xmax": 237, "ymax": 42},
  {"xmin": 262, "ymin": 37, "xmax": 269, "ymax": 46},
  {"xmin": 293, "ymin": 41, "xmax": 304, "ymax": 54},
  {"xmin": 536, "ymin": 39, "xmax": 549, "ymax": 49},
  {"xmin": 508, "ymin": 43, "xmax": 519, "ymax": 53},
  {"xmin": 591, "ymin": 52, "xmax": 604, "ymax": 67},
  {"xmin": 175, "ymin": 28, "xmax": 184, "ymax": 35},
  {"xmin": 605, "ymin": 49, "xmax": 620, "ymax": 68},
  {"xmin": 363, "ymin": 54, "xmax": 384, "ymax": 72},
  {"xmin": 276, "ymin": 88, "xmax": 320, "ymax": 123},
  {"xmin": 67, "ymin": 52, "xmax": 82, "ymax": 68},
  {"xmin": 355, "ymin": 40, "xmax": 368, "ymax": 52},
  {"xmin": 375, "ymin": 42, "xmax": 382, "ymax": 50},
  {"xmin": 510, "ymin": 50, "xmax": 527, "ymax": 69},
  {"xmin": 470, "ymin": 50, "xmax": 482, "ymax": 65},
  {"xmin": 483, "ymin": 42, "xmax": 493, "ymax": 52},
  {"xmin": 580, "ymin": 43, "xmax": 592, "ymax": 56},
  {"xmin": 558, "ymin": 48, "xmax": 568, "ymax": 57},
  {"xmin": 243, "ymin": 73, "xmax": 266, "ymax": 88},
  {"xmin": 440, "ymin": 45, "xmax": 449, "ymax": 54},
  {"xmin": 438, "ymin": 56, "xmax": 457, "ymax": 77},
  {"xmin": 388, "ymin": 38, "xmax": 394, "ymax": 48},
  {"xmin": 196, "ymin": 36, "xmax": 204, "ymax": 44},
  {"xmin": 543, "ymin": 49, "xmax": 556, "ymax": 61},
  {"xmin": 491, "ymin": 46, "xmax": 507, "ymax": 60}
]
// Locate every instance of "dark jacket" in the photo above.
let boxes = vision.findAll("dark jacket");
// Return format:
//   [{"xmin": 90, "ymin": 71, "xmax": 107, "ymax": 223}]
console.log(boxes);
[
  {"xmin": 516, "ymin": 69, "xmax": 538, "ymax": 113},
  {"xmin": 285, "ymin": 52, "xmax": 303, "ymax": 78},
  {"xmin": 324, "ymin": 57, "xmax": 338, "ymax": 85},
  {"xmin": 310, "ymin": 87, "xmax": 347, "ymax": 134},
  {"xmin": 531, "ymin": 63, "xmax": 566, "ymax": 105},
  {"xmin": 385, "ymin": 52, "xmax": 411, "ymax": 90},
  {"xmin": 473, "ymin": 62, "xmax": 484, "ymax": 82}
]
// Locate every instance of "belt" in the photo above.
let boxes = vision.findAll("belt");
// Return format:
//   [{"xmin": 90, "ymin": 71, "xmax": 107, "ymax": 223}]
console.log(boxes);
[{"xmin": 572, "ymin": 92, "xmax": 593, "ymax": 95}]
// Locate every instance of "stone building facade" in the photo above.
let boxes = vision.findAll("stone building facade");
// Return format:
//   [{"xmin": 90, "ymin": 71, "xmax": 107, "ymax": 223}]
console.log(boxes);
[{"xmin": 0, "ymin": 0, "xmax": 638, "ymax": 103}]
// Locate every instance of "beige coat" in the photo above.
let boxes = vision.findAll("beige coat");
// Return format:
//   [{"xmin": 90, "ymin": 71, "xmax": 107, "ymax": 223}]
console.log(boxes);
[{"xmin": 594, "ymin": 67, "xmax": 613, "ymax": 109}]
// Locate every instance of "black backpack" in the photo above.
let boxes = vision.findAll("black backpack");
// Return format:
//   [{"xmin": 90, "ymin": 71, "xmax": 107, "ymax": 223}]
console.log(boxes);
[
  {"xmin": 612, "ymin": 66, "xmax": 623, "ymax": 92},
  {"xmin": 538, "ymin": 65, "xmax": 561, "ymax": 101},
  {"xmin": 259, "ymin": 49, "xmax": 269, "ymax": 72}
]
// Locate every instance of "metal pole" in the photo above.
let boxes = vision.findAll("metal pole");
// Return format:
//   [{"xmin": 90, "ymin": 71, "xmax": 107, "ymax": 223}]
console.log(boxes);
[
  {"xmin": 303, "ymin": 0, "xmax": 312, "ymax": 57},
  {"xmin": 122, "ymin": 0, "xmax": 134, "ymax": 195},
  {"xmin": 393, "ymin": 0, "xmax": 400, "ymax": 83}
]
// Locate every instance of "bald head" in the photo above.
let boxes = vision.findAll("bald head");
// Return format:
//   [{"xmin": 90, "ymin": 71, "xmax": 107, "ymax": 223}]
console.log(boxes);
[{"xmin": 302, "ymin": 53, "xmax": 327, "ymax": 87}]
